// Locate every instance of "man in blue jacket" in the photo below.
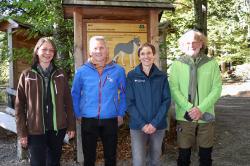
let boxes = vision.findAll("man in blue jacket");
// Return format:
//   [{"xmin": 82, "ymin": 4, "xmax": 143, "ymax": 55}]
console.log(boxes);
[{"xmin": 71, "ymin": 36, "xmax": 126, "ymax": 166}]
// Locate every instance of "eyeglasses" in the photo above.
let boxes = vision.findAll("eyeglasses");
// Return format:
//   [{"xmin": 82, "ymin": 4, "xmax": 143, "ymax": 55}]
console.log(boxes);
[
  {"xmin": 140, "ymin": 51, "xmax": 153, "ymax": 57},
  {"xmin": 186, "ymin": 41, "xmax": 201, "ymax": 45},
  {"xmin": 41, "ymin": 48, "xmax": 55, "ymax": 53}
]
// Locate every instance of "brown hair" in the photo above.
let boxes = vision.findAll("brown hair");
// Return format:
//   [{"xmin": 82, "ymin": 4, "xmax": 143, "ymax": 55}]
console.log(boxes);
[
  {"xmin": 137, "ymin": 42, "xmax": 156, "ymax": 57},
  {"xmin": 32, "ymin": 37, "xmax": 57, "ymax": 65}
]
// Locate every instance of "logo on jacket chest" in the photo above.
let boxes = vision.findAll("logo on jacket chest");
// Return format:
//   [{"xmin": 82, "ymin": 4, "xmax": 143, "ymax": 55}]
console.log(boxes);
[
  {"xmin": 134, "ymin": 79, "xmax": 145, "ymax": 83},
  {"xmin": 107, "ymin": 76, "xmax": 113, "ymax": 82}
]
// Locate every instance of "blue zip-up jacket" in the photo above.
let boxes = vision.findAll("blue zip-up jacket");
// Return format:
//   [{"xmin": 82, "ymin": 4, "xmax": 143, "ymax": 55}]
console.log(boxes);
[
  {"xmin": 71, "ymin": 61, "xmax": 126, "ymax": 119},
  {"xmin": 126, "ymin": 64, "xmax": 171, "ymax": 130}
]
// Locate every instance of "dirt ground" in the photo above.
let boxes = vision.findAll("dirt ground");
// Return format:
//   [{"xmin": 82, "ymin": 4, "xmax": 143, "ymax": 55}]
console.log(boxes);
[{"xmin": 0, "ymin": 81, "xmax": 250, "ymax": 166}]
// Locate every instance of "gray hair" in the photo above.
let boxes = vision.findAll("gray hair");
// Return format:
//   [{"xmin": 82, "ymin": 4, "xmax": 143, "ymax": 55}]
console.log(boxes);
[{"xmin": 89, "ymin": 36, "xmax": 107, "ymax": 49}]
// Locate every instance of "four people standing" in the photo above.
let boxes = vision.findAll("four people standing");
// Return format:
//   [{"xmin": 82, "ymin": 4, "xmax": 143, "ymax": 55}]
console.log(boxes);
[
  {"xmin": 126, "ymin": 43, "xmax": 171, "ymax": 166},
  {"xmin": 15, "ymin": 30, "xmax": 222, "ymax": 165},
  {"xmin": 169, "ymin": 30, "xmax": 222, "ymax": 166},
  {"xmin": 15, "ymin": 37, "xmax": 76, "ymax": 166}
]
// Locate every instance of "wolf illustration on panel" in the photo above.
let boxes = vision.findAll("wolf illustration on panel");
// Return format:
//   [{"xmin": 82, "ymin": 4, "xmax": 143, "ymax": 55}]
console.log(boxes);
[{"xmin": 113, "ymin": 37, "xmax": 141, "ymax": 68}]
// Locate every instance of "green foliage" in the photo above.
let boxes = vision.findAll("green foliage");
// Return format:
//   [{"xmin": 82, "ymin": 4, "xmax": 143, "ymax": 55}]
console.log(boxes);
[
  {"xmin": 0, "ymin": 33, "xmax": 9, "ymax": 85},
  {"xmin": 0, "ymin": 57, "xmax": 9, "ymax": 85},
  {"xmin": 13, "ymin": 48, "xmax": 33, "ymax": 64},
  {"xmin": 1, "ymin": 0, "xmax": 249, "ymax": 83},
  {"xmin": 207, "ymin": 0, "xmax": 250, "ymax": 64},
  {"xmin": 54, "ymin": 53, "xmax": 75, "ymax": 85},
  {"xmin": 161, "ymin": 0, "xmax": 250, "ymax": 67},
  {"xmin": 0, "ymin": 0, "xmax": 75, "ymax": 82},
  {"xmin": 161, "ymin": 1, "xmax": 195, "ymax": 63}
]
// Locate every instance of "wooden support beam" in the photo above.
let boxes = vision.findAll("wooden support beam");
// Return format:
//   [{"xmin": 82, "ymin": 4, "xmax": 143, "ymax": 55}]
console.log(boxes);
[
  {"xmin": 73, "ymin": 7, "xmax": 84, "ymax": 164},
  {"xmin": 74, "ymin": 8, "xmax": 84, "ymax": 68},
  {"xmin": 149, "ymin": 10, "xmax": 161, "ymax": 69},
  {"xmin": 7, "ymin": 28, "xmax": 14, "ymax": 89}
]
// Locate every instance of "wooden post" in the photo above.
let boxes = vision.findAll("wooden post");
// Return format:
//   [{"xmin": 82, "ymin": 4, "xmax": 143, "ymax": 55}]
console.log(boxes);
[
  {"xmin": 159, "ymin": 28, "xmax": 168, "ymax": 73},
  {"xmin": 7, "ymin": 28, "xmax": 14, "ymax": 89},
  {"xmin": 7, "ymin": 27, "xmax": 26, "ymax": 160},
  {"xmin": 74, "ymin": 8, "xmax": 84, "ymax": 66},
  {"xmin": 73, "ymin": 8, "xmax": 84, "ymax": 164},
  {"xmin": 149, "ymin": 10, "xmax": 160, "ymax": 69}
]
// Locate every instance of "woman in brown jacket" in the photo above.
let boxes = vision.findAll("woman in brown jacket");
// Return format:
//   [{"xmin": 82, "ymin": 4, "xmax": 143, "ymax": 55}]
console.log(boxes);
[{"xmin": 15, "ymin": 37, "xmax": 75, "ymax": 166}]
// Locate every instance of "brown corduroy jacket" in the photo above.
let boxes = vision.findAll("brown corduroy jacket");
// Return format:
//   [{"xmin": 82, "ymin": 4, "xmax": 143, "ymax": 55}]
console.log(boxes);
[{"xmin": 15, "ymin": 65, "xmax": 75, "ymax": 138}]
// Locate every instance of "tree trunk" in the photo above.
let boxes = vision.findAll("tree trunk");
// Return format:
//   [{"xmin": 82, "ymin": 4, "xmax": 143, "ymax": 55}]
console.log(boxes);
[{"xmin": 193, "ymin": 0, "xmax": 207, "ymax": 36}]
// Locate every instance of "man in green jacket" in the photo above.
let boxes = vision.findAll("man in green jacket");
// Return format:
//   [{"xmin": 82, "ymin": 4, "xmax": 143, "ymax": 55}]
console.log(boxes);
[{"xmin": 169, "ymin": 30, "xmax": 222, "ymax": 166}]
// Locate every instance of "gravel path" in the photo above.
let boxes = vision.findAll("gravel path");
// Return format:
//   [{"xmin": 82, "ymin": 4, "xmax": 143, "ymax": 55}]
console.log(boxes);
[{"xmin": 0, "ymin": 82, "xmax": 250, "ymax": 166}]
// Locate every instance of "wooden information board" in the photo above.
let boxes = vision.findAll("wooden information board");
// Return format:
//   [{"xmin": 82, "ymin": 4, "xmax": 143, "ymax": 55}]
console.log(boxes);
[{"xmin": 87, "ymin": 23, "xmax": 147, "ymax": 72}]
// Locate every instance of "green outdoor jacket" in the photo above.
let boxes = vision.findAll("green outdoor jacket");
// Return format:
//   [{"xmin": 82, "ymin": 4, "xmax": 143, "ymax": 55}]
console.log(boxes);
[{"xmin": 169, "ymin": 57, "xmax": 222, "ymax": 123}]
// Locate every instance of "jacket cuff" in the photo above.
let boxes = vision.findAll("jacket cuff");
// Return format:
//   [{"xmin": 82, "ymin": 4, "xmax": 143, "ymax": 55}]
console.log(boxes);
[{"xmin": 185, "ymin": 102, "xmax": 193, "ymax": 111}]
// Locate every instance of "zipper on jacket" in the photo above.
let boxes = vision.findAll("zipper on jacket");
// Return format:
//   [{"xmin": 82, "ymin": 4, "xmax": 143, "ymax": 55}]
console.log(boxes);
[
  {"xmin": 33, "ymin": 68, "xmax": 59, "ymax": 132},
  {"xmin": 89, "ymin": 63, "xmax": 112, "ymax": 119},
  {"xmin": 102, "ymin": 75, "xmax": 108, "ymax": 87},
  {"xmin": 98, "ymin": 78, "xmax": 102, "ymax": 119}
]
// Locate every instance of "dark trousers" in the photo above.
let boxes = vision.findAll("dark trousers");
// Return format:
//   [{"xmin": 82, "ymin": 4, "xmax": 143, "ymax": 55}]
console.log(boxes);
[
  {"xmin": 177, "ymin": 147, "xmax": 213, "ymax": 166},
  {"xmin": 177, "ymin": 148, "xmax": 191, "ymax": 166},
  {"xmin": 81, "ymin": 118, "xmax": 118, "ymax": 166},
  {"xmin": 199, "ymin": 147, "xmax": 213, "ymax": 166},
  {"xmin": 28, "ymin": 129, "xmax": 66, "ymax": 166}
]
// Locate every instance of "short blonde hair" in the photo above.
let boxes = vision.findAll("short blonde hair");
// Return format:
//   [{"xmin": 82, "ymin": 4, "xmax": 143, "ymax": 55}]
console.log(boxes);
[
  {"xmin": 88, "ymin": 36, "xmax": 110, "ymax": 63},
  {"xmin": 178, "ymin": 30, "xmax": 207, "ymax": 51},
  {"xmin": 89, "ymin": 36, "xmax": 107, "ymax": 50}
]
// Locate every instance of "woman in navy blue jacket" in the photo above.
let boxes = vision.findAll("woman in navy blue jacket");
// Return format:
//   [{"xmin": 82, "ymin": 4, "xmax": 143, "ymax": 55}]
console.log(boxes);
[{"xmin": 126, "ymin": 43, "xmax": 171, "ymax": 166}]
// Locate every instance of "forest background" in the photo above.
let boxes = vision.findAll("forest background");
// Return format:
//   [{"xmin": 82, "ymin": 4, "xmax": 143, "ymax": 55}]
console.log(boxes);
[{"xmin": 0, "ymin": 0, "xmax": 250, "ymax": 87}]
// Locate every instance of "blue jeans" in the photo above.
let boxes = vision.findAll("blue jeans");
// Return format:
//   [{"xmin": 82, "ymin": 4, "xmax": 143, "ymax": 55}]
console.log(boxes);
[{"xmin": 130, "ymin": 129, "xmax": 165, "ymax": 166}]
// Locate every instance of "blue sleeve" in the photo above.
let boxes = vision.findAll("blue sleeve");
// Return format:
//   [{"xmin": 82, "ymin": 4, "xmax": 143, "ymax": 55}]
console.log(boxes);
[
  {"xmin": 117, "ymin": 67, "xmax": 127, "ymax": 116},
  {"xmin": 151, "ymin": 75, "xmax": 171, "ymax": 128},
  {"xmin": 126, "ymin": 73, "xmax": 146, "ymax": 129},
  {"xmin": 71, "ymin": 69, "xmax": 82, "ymax": 118}
]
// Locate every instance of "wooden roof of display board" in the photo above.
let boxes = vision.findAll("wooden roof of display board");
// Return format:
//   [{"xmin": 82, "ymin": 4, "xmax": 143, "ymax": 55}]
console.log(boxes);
[
  {"xmin": 63, "ymin": 0, "xmax": 174, "ymax": 8},
  {"xmin": 63, "ymin": 0, "xmax": 175, "ymax": 19}
]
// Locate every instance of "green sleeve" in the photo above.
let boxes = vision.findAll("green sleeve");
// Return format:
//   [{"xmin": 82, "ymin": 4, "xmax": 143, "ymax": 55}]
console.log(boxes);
[
  {"xmin": 198, "ymin": 61, "xmax": 222, "ymax": 112},
  {"xmin": 169, "ymin": 61, "xmax": 193, "ymax": 112}
]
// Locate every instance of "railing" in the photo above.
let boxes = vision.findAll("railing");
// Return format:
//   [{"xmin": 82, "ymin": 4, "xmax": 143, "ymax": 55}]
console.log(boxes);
[{"xmin": 0, "ymin": 87, "xmax": 27, "ymax": 160}]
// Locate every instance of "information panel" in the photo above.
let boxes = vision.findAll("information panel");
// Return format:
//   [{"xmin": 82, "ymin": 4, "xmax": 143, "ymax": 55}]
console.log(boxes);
[{"xmin": 87, "ymin": 23, "xmax": 147, "ymax": 72}]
